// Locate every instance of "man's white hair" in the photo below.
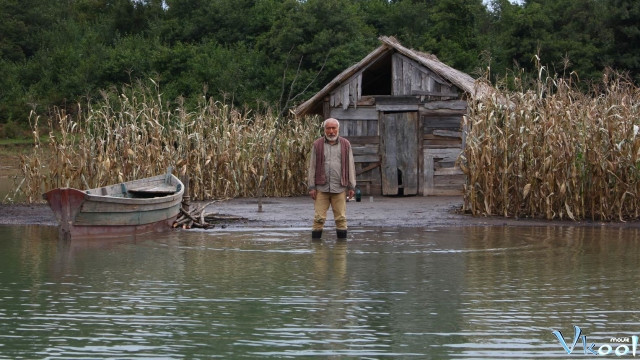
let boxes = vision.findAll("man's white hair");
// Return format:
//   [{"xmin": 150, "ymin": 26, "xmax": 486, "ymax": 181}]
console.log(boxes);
[{"xmin": 322, "ymin": 118, "xmax": 340, "ymax": 128}]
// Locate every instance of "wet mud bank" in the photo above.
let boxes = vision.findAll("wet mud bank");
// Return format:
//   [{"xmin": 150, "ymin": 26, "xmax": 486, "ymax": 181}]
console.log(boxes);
[{"xmin": 2, "ymin": 195, "xmax": 639, "ymax": 229}]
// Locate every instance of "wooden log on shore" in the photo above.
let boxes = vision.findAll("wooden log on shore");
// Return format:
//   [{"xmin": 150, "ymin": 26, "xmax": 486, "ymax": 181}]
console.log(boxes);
[{"xmin": 172, "ymin": 197, "xmax": 244, "ymax": 229}]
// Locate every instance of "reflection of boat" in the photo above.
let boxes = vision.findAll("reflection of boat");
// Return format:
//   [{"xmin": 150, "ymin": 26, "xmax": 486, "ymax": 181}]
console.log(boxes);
[{"xmin": 43, "ymin": 172, "xmax": 184, "ymax": 238}]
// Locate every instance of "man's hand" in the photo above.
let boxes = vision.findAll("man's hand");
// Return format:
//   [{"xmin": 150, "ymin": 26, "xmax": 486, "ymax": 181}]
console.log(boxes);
[
  {"xmin": 348, "ymin": 189, "xmax": 355, "ymax": 199},
  {"xmin": 309, "ymin": 189, "xmax": 317, "ymax": 200}
]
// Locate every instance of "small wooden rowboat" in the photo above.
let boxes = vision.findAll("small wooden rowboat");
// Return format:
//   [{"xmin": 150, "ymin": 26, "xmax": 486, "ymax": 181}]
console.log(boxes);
[{"xmin": 43, "ymin": 172, "xmax": 184, "ymax": 238}]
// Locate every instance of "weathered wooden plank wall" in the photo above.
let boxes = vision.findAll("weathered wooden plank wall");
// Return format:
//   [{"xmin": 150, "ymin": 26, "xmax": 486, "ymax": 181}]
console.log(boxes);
[
  {"xmin": 385, "ymin": 112, "xmax": 418, "ymax": 195},
  {"xmin": 391, "ymin": 53, "xmax": 458, "ymax": 100},
  {"xmin": 323, "ymin": 52, "xmax": 468, "ymax": 196},
  {"xmin": 330, "ymin": 73, "xmax": 362, "ymax": 110},
  {"xmin": 379, "ymin": 113, "xmax": 398, "ymax": 195},
  {"xmin": 329, "ymin": 105, "xmax": 382, "ymax": 195},
  {"xmin": 423, "ymin": 148, "xmax": 465, "ymax": 195},
  {"xmin": 349, "ymin": 138, "xmax": 381, "ymax": 195}
]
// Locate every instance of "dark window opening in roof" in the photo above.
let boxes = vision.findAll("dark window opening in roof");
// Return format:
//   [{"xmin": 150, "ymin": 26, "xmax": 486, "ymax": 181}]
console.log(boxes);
[{"xmin": 361, "ymin": 52, "xmax": 392, "ymax": 95}]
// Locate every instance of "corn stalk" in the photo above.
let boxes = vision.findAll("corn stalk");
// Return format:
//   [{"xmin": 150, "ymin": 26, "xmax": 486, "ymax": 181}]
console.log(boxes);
[
  {"xmin": 18, "ymin": 81, "xmax": 317, "ymax": 203},
  {"xmin": 462, "ymin": 69, "xmax": 640, "ymax": 221}
]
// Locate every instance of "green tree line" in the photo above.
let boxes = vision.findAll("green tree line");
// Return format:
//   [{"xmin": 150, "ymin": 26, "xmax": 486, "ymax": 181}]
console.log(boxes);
[{"xmin": 1, "ymin": 0, "xmax": 639, "ymax": 131}]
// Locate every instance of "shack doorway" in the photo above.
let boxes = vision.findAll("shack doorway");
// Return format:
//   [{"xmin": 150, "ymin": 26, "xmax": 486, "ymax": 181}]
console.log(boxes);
[{"xmin": 379, "ymin": 112, "xmax": 419, "ymax": 196}]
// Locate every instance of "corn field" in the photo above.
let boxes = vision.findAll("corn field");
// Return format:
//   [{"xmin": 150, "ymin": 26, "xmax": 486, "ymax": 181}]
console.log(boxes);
[
  {"xmin": 19, "ymin": 82, "xmax": 319, "ymax": 203},
  {"xmin": 460, "ymin": 70, "xmax": 640, "ymax": 221}
]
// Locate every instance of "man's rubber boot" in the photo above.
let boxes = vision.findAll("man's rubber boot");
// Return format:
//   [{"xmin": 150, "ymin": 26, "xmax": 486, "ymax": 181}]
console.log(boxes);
[
  {"xmin": 337, "ymin": 229, "xmax": 347, "ymax": 240},
  {"xmin": 312, "ymin": 230, "xmax": 322, "ymax": 240}
]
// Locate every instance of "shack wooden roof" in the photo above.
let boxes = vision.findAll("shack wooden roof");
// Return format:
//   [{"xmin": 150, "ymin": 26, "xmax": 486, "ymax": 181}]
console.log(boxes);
[{"xmin": 294, "ymin": 36, "xmax": 491, "ymax": 117}]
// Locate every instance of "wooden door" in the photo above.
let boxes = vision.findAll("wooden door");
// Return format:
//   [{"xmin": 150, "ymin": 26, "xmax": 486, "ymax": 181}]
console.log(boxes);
[{"xmin": 379, "ymin": 112, "xmax": 418, "ymax": 195}]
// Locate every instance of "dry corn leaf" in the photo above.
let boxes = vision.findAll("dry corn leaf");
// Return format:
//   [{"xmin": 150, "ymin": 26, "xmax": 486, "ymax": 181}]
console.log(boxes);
[{"xmin": 523, "ymin": 183, "xmax": 532, "ymax": 199}]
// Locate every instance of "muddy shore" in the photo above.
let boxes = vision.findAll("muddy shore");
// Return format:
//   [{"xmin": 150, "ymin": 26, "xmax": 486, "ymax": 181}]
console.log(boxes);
[{"xmin": 2, "ymin": 195, "xmax": 639, "ymax": 230}]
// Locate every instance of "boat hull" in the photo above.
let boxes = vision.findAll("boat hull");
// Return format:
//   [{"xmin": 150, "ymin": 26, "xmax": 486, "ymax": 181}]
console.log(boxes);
[{"xmin": 44, "ymin": 174, "xmax": 184, "ymax": 239}]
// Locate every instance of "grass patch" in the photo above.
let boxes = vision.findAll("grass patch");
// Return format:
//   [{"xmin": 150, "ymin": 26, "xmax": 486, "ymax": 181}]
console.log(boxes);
[{"xmin": 0, "ymin": 138, "xmax": 37, "ymax": 146}]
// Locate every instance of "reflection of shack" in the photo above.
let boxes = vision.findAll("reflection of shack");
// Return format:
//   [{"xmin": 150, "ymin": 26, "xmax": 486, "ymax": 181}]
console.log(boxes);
[{"xmin": 295, "ymin": 36, "xmax": 490, "ymax": 196}]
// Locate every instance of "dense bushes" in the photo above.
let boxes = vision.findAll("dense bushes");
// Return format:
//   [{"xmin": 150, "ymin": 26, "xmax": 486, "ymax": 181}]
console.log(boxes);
[{"xmin": 2, "ymin": 0, "xmax": 639, "ymax": 127}]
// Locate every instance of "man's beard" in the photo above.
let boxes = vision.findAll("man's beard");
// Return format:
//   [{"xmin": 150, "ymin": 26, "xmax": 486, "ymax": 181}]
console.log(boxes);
[{"xmin": 325, "ymin": 134, "xmax": 338, "ymax": 142}]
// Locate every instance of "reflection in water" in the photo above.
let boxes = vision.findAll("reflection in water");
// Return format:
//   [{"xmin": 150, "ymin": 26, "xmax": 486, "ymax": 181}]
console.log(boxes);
[
  {"xmin": 0, "ymin": 225, "xmax": 639, "ymax": 358},
  {"xmin": 460, "ymin": 226, "xmax": 640, "ymax": 358}
]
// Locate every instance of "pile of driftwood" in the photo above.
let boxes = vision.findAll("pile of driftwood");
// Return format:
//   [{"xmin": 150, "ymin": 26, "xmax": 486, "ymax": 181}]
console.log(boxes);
[{"xmin": 172, "ymin": 199, "xmax": 245, "ymax": 229}]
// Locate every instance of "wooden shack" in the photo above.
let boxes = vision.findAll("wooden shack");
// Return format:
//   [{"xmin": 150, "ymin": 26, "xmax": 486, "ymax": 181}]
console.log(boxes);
[{"xmin": 295, "ymin": 36, "xmax": 489, "ymax": 196}]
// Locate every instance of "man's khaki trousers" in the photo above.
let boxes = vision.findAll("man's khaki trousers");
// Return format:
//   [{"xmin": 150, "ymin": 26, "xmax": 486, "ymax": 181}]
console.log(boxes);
[{"xmin": 312, "ymin": 191, "xmax": 347, "ymax": 231}]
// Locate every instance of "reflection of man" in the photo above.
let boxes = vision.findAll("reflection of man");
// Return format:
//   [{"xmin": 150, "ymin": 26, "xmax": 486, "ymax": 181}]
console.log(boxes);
[
  {"xmin": 307, "ymin": 118, "xmax": 356, "ymax": 240},
  {"xmin": 312, "ymin": 241, "xmax": 347, "ymax": 284},
  {"xmin": 310, "ymin": 242, "xmax": 348, "ymax": 329}
]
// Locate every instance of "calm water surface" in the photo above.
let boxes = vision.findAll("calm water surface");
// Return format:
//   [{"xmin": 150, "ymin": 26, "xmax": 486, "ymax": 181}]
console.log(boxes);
[{"xmin": 1, "ymin": 225, "xmax": 639, "ymax": 359}]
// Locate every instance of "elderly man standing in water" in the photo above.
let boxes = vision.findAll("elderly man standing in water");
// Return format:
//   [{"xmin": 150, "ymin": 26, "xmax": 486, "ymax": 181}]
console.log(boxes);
[{"xmin": 307, "ymin": 118, "xmax": 356, "ymax": 240}]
